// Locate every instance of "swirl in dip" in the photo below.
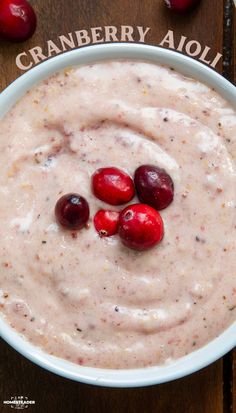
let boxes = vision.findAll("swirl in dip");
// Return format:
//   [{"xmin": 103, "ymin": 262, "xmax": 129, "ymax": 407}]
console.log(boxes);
[{"xmin": 0, "ymin": 61, "xmax": 236, "ymax": 369}]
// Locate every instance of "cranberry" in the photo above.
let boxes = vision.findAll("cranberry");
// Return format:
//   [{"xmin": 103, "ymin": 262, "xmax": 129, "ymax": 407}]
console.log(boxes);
[
  {"xmin": 94, "ymin": 210, "xmax": 119, "ymax": 237},
  {"xmin": 164, "ymin": 0, "xmax": 201, "ymax": 12},
  {"xmin": 119, "ymin": 204, "xmax": 164, "ymax": 251},
  {"xmin": 92, "ymin": 167, "xmax": 135, "ymax": 205},
  {"xmin": 0, "ymin": 0, "xmax": 37, "ymax": 42},
  {"xmin": 134, "ymin": 165, "xmax": 174, "ymax": 210},
  {"xmin": 55, "ymin": 193, "xmax": 89, "ymax": 230}
]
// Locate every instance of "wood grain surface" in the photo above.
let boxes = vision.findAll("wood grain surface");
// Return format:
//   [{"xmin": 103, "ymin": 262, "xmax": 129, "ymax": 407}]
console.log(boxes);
[{"xmin": 0, "ymin": 1, "xmax": 235, "ymax": 412}]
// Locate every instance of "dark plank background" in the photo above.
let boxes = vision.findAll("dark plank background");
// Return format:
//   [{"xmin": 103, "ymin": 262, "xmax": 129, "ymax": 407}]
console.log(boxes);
[{"xmin": 0, "ymin": 1, "xmax": 235, "ymax": 412}]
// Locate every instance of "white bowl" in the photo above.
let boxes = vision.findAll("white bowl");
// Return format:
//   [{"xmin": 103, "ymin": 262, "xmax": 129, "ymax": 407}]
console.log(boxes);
[{"xmin": 0, "ymin": 43, "xmax": 235, "ymax": 388}]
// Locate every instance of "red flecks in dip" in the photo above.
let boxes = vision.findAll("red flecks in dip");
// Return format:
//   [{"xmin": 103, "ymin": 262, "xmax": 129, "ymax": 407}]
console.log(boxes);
[
  {"xmin": 92, "ymin": 167, "xmax": 135, "ymax": 205},
  {"xmin": 0, "ymin": 0, "xmax": 37, "ymax": 42},
  {"xmin": 134, "ymin": 165, "xmax": 174, "ymax": 210},
  {"xmin": 119, "ymin": 204, "xmax": 164, "ymax": 251},
  {"xmin": 55, "ymin": 193, "xmax": 90, "ymax": 230},
  {"xmin": 0, "ymin": 61, "xmax": 235, "ymax": 369},
  {"xmin": 94, "ymin": 209, "xmax": 119, "ymax": 237}
]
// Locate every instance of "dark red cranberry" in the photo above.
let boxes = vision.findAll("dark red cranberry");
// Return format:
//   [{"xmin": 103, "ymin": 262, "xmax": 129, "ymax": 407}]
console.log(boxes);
[
  {"xmin": 134, "ymin": 165, "xmax": 174, "ymax": 210},
  {"xmin": 94, "ymin": 209, "xmax": 119, "ymax": 237},
  {"xmin": 0, "ymin": 0, "xmax": 37, "ymax": 42},
  {"xmin": 92, "ymin": 167, "xmax": 135, "ymax": 205},
  {"xmin": 119, "ymin": 204, "xmax": 164, "ymax": 251},
  {"xmin": 55, "ymin": 193, "xmax": 89, "ymax": 230},
  {"xmin": 164, "ymin": 0, "xmax": 201, "ymax": 12}
]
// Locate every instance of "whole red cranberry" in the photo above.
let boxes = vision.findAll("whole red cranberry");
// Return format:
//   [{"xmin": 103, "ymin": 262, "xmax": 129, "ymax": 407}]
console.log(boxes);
[
  {"xmin": 164, "ymin": 0, "xmax": 201, "ymax": 12},
  {"xmin": 0, "ymin": 0, "xmax": 37, "ymax": 42},
  {"xmin": 92, "ymin": 167, "xmax": 135, "ymax": 206},
  {"xmin": 94, "ymin": 210, "xmax": 119, "ymax": 237},
  {"xmin": 55, "ymin": 193, "xmax": 89, "ymax": 230},
  {"xmin": 119, "ymin": 204, "xmax": 164, "ymax": 251},
  {"xmin": 134, "ymin": 165, "xmax": 174, "ymax": 210}
]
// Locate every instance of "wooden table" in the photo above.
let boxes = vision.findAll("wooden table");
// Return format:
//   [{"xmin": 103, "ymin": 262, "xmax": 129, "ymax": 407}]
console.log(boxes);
[{"xmin": 0, "ymin": 1, "xmax": 235, "ymax": 412}]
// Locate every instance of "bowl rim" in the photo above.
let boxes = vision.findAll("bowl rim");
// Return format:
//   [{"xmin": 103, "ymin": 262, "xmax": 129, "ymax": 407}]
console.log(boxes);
[{"xmin": 0, "ymin": 42, "xmax": 235, "ymax": 388}]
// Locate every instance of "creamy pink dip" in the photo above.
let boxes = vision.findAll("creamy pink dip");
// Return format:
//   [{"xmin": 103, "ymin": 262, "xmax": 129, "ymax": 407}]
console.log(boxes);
[{"xmin": 0, "ymin": 61, "xmax": 236, "ymax": 369}]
